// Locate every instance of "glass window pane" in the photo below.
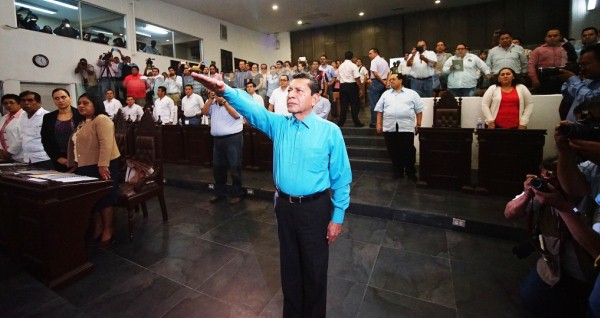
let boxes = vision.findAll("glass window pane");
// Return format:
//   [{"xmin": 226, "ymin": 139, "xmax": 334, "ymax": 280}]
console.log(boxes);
[
  {"xmin": 173, "ymin": 30, "xmax": 202, "ymax": 62},
  {"xmin": 80, "ymin": 3, "xmax": 125, "ymax": 47},
  {"xmin": 15, "ymin": 0, "xmax": 80, "ymax": 38},
  {"xmin": 135, "ymin": 19, "xmax": 172, "ymax": 57}
]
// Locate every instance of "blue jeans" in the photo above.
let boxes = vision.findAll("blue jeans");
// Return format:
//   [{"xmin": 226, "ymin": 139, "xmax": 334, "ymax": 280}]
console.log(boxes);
[
  {"xmin": 186, "ymin": 116, "xmax": 201, "ymax": 125},
  {"xmin": 98, "ymin": 77, "xmax": 115, "ymax": 96},
  {"xmin": 368, "ymin": 80, "xmax": 386, "ymax": 125},
  {"xmin": 410, "ymin": 77, "xmax": 434, "ymax": 97},
  {"xmin": 212, "ymin": 132, "xmax": 244, "ymax": 197},
  {"xmin": 519, "ymin": 268, "xmax": 591, "ymax": 317},
  {"xmin": 448, "ymin": 87, "xmax": 476, "ymax": 97}
]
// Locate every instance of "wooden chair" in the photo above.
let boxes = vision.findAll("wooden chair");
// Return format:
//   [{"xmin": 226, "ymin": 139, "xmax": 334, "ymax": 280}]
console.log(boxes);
[
  {"xmin": 432, "ymin": 91, "xmax": 462, "ymax": 128},
  {"xmin": 117, "ymin": 110, "xmax": 168, "ymax": 241}
]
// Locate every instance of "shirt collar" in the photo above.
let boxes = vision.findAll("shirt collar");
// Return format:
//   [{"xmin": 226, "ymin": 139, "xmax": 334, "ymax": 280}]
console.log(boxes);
[{"xmin": 290, "ymin": 111, "xmax": 315, "ymax": 129}]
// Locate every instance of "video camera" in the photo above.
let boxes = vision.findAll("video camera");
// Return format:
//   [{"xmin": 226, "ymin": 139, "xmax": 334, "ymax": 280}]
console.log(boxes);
[
  {"xmin": 100, "ymin": 50, "xmax": 113, "ymax": 62},
  {"xmin": 146, "ymin": 57, "xmax": 155, "ymax": 67},
  {"xmin": 416, "ymin": 46, "xmax": 424, "ymax": 54},
  {"xmin": 558, "ymin": 100, "xmax": 600, "ymax": 141}
]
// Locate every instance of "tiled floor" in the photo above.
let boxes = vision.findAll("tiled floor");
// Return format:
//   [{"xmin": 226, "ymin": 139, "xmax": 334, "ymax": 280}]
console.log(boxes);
[{"xmin": 0, "ymin": 175, "xmax": 537, "ymax": 317}]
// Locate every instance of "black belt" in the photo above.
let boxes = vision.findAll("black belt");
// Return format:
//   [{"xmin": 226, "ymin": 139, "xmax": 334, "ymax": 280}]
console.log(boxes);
[
  {"xmin": 278, "ymin": 189, "xmax": 327, "ymax": 203},
  {"xmin": 410, "ymin": 76, "xmax": 432, "ymax": 80}
]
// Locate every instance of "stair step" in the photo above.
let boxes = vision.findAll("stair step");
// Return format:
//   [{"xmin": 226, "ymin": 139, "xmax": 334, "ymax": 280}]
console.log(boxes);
[
  {"xmin": 347, "ymin": 146, "xmax": 389, "ymax": 160},
  {"xmin": 341, "ymin": 126, "xmax": 378, "ymax": 136},
  {"xmin": 344, "ymin": 135, "xmax": 386, "ymax": 147},
  {"xmin": 350, "ymin": 157, "xmax": 393, "ymax": 173}
]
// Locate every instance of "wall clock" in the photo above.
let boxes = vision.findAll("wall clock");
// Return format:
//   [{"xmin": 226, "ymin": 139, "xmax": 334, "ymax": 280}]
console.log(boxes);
[{"xmin": 32, "ymin": 54, "xmax": 49, "ymax": 68}]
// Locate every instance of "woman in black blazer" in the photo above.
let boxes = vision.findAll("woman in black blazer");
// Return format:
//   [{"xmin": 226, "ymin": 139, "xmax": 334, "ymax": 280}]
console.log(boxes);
[{"xmin": 41, "ymin": 88, "xmax": 83, "ymax": 171}]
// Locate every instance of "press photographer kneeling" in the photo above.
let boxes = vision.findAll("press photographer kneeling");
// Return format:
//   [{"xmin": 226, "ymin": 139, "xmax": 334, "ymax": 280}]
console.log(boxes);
[{"xmin": 505, "ymin": 100, "xmax": 600, "ymax": 317}]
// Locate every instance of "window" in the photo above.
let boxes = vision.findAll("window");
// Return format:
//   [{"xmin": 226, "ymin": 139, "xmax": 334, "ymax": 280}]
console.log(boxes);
[
  {"xmin": 16, "ymin": 0, "xmax": 80, "ymax": 37},
  {"xmin": 80, "ymin": 3, "xmax": 126, "ymax": 47},
  {"xmin": 135, "ymin": 19, "xmax": 203, "ymax": 62},
  {"xmin": 14, "ymin": 1, "xmax": 125, "ymax": 46}
]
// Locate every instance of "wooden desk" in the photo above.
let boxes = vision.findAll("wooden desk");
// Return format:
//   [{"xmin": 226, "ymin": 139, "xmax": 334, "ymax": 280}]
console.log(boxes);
[
  {"xmin": 417, "ymin": 127, "xmax": 474, "ymax": 191},
  {"xmin": 476, "ymin": 129, "xmax": 546, "ymax": 196},
  {"xmin": 0, "ymin": 170, "xmax": 111, "ymax": 290}
]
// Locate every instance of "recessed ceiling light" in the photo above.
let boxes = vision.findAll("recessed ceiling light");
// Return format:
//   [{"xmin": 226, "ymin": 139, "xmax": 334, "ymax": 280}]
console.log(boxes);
[
  {"xmin": 272, "ymin": 4, "xmax": 278, "ymax": 10},
  {"xmin": 297, "ymin": 20, "xmax": 303, "ymax": 25},
  {"xmin": 435, "ymin": 0, "xmax": 441, "ymax": 3},
  {"xmin": 359, "ymin": 12, "xmax": 364, "ymax": 16}
]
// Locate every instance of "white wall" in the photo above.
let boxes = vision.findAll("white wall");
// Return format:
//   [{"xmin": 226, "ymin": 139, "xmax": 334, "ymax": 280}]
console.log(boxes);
[
  {"xmin": 0, "ymin": 0, "xmax": 291, "ymax": 94},
  {"xmin": 415, "ymin": 94, "xmax": 561, "ymax": 168}
]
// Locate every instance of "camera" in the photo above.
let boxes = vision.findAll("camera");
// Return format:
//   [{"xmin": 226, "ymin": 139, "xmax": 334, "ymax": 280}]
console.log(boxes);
[
  {"xmin": 558, "ymin": 117, "xmax": 600, "ymax": 141},
  {"xmin": 537, "ymin": 67, "xmax": 561, "ymax": 77},
  {"xmin": 529, "ymin": 177, "xmax": 549, "ymax": 192},
  {"xmin": 101, "ymin": 50, "xmax": 113, "ymax": 62},
  {"xmin": 416, "ymin": 46, "xmax": 424, "ymax": 54},
  {"xmin": 146, "ymin": 57, "xmax": 155, "ymax": 67}
]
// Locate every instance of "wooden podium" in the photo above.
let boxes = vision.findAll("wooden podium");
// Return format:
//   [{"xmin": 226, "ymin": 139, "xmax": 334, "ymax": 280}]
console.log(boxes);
[
  {"xmin": 476, "ymin": 129, "xmax": 546, "ymax": 196},
  {"xmin": 418, "ymin": 127, "xmax": 474, "ymax": 190},
  {"xmin": 0, "ymin": 170, "xmax": 111, "ymax": 290}
]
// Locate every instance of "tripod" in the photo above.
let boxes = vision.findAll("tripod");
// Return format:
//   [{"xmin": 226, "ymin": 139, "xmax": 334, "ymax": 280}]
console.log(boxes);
[{"xmin": 98, "ymin": 55, "xmax": 116, "ymax": 100}]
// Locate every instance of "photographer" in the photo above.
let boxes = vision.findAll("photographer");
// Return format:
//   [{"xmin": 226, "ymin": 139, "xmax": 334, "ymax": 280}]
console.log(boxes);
[
  {"xmin": 505, "ymin": 157, "xmax": 597, "ymax": 317},
  {"xmin": 74, "ymin": 58, "xmax": 99, "ymax": 98},
  {"xmin": 560, "ymin": 43, "xmax": 600, "ymax": 121},
  {"xmin": 96, "ymin": 50, "xmax": 119, "ymax": 97}
]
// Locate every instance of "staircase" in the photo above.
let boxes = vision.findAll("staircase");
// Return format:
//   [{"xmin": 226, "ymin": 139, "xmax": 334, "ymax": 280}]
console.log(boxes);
[{"xmin": 340, "ymin": 107, "xmax": 394, "ymax": 173}]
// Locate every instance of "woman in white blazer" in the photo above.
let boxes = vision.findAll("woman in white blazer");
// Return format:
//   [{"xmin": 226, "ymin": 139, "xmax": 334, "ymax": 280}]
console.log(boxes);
[{"xmin": 481, "ymin": 67, "xmax": 534, "ymax": 129}]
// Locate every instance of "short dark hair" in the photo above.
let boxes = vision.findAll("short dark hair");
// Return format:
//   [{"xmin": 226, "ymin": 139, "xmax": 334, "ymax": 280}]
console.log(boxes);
[
  {"xmin": 245, "ymin": 81, "xmax": 256, "ymax": 88},
  {"xmin": 494, "ymin": 67, "xmax": 521, "ymax": 86},
  {"xmin": 369, "ymin": 48, "xmax": 380, "ymax": 54},
  {"xmin": 19, "ymin": 90, "xmax": 41, "ymax": 102},
  {"xmin": 498, "ymin": 30, "xmax": 512, "ymax": 37},
  {"xmin": 582, "ymin": 27, "xmax": 599, "ymax": 35},
  {"xmin": 168, "ymin": 66, "xmax": 175, "ymax": 71},
  {"xmin": 292, "ymin": 73, "xmax": 319, "ymax": 95},
  {"xmin": 152, "ymin": 67, "xmax": 160, "ymax": 72},
  {"xmin": 581, "ymin": 43, "xmax": 600, "ymax": 61},
  {"xmin": 78, "ymin": 93, "xmax": 107, "ymax": 118},
  {"xmin": 320, "ymin": 55, "xmax": 328, "ymax": 60},
  {"xmin": 157, "ymin": 86, "xmax": 167, "ymax": 93},
  {"xmin": 344, "ymin": 51, "xmax": 353, "ymax": 60},
  {"xmin": 131, "ymin": 65, "xmax": 139, "ymax": 71},
  {"xmin": 1, "ymin": 94, "xmax": 20, "ymax": 104},
  {"xmin": 279, "ymin": 74, "xmax": 290, "ymax": 81},
  {"xmin": 105, "ymin": 89, "xmax": 114, "ymax": 94},
  {"xmin": 184, "ymin": 84, "xmax": 193, "ymax": 90},
  {"xmin": 52, "ymin": 88, "xmax": 70, "ymax": 97}
]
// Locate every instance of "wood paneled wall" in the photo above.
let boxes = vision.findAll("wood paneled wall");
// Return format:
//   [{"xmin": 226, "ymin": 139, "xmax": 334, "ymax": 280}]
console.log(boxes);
[{"xmin": 291, "ymin": 0, "xmax": 569, "ymax": 64}]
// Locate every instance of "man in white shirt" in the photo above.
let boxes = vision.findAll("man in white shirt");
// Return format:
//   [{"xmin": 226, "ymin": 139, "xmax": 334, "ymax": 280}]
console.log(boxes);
[
  {"xmin": 103, "ymin": 89, "xmax": 122, "ymax": 120},
  {"xmin": 356, "ymin": 58, "xmax": 369, "ymax": 107},
  {"xmin": 18, "ymin": 91, "xmax": 51, "ymax": 168},
  {"xmin": 200, "ymin": 90, "xmax": 245, "ymax": 205},
  {"xmin": 407, "ymin": 40, "xmax": 438, "ymax": 97},
  {"xmin": 121, "ymin": 96, "xmax": 144, "ymax": 121},
  {"xmin": 268, "ymin": 75, "xmax": 290, "ymax": 116},
  {"xmin": 147, "ymin": 67, "xmax": 166, "ymax": 100},
  {"xmin": 0, "ymin": 94, "xmax": 24, "ymax": 162},
  {"xmin": 164, "ymin": 66, "xmax": 183, "ymax": 106},
  {"xmin": 375, "ymin": 74, "xmax": 424, "ymax": 181},
  {"xmin": 153, "ymin": 86, "xmax": 176, "ymax": 125},
  {"xmin": 443, "ymin": 43, "xmax": 491, "ymax": 97},
  {"xmin": 319, "ymin": 55, "xmax": 337, "ymax": 118},
  {"xmin": 367, "ymin": 48, "xmax": 391, "ymax": 128},
  {"xmin": 338, "ymin": 51, "xmax": 364, "ymax": 127},
  {"xmin": 245, "ymin": 81, "xmax": 264, "ymax": 106},
  {"xmin": 312, "ymin": 96, "xmax": 331, "ymax": 120},
  {"xmin": 181, "ymin": 84, "xmax": 204, "ymax": 125}
]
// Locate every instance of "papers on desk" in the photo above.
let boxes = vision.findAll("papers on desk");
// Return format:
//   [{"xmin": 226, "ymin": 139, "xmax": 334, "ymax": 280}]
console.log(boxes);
[{"xmin": 17, "ymin": 171, "xmax": 99, "ymax": 183}]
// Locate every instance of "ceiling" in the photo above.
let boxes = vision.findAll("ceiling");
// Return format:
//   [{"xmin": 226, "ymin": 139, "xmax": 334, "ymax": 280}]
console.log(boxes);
[{"xmin": 160, "ymin": 0, "xmax": 495, "ymax": 34}]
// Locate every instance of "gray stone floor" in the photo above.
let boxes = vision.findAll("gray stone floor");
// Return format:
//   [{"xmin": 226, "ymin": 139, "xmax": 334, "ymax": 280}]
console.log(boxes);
[{"xmin": 0, "ymin": 176, "xmax": 537, "ymax": 317}]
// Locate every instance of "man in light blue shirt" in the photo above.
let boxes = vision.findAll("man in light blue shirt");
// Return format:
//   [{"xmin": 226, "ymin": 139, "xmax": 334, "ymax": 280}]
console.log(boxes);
[
  {"xmin": 192, "ymin": 71, "xmax": 351, "ymax": 318},
  {"xmin": 375, "ymin": 73, "xmax": 424, "ymax": 180}
]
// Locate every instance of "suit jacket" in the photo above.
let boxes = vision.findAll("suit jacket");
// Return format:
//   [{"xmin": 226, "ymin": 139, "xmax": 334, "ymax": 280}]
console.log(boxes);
[
  {"xmin": 67, "ymin": 114, "xmax": 120, "ymax": 168},
  {"xmin": 41, "ymin": 107, "xmax": 83, "ymax": 170}
]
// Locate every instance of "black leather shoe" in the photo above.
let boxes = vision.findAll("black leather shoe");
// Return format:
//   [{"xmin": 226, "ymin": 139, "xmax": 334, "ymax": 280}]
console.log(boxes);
[{"xmin": 209, "ymin": 195, "xmax": 224, "ymax": 203}]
